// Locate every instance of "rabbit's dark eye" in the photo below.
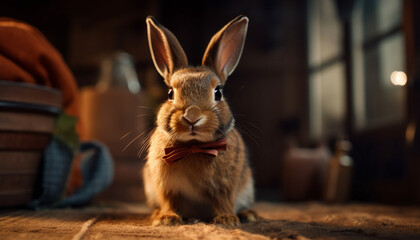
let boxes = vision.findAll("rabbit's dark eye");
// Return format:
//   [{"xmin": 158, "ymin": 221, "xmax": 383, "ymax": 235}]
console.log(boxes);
[
  {"xmin": 168, "ymin": 89, "xmax": 174, "ymax": 100},
  {"xmin": 214, "ymin": 86, "xmax": 222, "ymax": 101}
]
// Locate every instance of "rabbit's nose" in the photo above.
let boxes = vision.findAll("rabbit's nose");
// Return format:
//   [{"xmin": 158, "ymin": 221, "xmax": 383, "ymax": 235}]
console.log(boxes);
[{"xmin": 183, "ymin": 106, "xmax": 202, "ymax": 125}]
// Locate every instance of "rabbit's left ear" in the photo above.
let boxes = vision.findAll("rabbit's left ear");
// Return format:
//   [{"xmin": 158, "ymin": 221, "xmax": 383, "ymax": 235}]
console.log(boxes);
[
  {"xmin": 202, "ymin": 15, "xmax": 248, "ymax": 83},
  {"xmin": 146, "ymin": 16, "xmax": 188, "ymax": 85}
]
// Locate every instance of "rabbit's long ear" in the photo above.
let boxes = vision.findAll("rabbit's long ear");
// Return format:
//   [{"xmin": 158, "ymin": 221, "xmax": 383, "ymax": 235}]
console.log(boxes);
[
  {"xmin": 146, "ymin": 16, "xmax": 188, "ymax": 85},
  {"xmin": 202, "ymin": 15, "xmax": 248, "ymax": 83}
]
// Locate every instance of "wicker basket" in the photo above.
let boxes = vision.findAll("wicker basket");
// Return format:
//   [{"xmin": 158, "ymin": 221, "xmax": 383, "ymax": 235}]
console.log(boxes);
[{"xmin": 0, "ymin": 81, "xmax": 61, "ymax": 207}]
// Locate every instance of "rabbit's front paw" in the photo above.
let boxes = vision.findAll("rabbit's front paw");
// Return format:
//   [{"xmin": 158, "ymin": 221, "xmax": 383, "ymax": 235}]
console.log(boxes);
[
  {"xmin": 213, "ymin": 214, "xmax": 240, "ymax": 227},
  {"xmin": 152, "ymin": 212, "xmax": 183, "ymax": 226},
  {"xmin": 237, "ymin": 209, "xmax": 258, "ymax": 223}
]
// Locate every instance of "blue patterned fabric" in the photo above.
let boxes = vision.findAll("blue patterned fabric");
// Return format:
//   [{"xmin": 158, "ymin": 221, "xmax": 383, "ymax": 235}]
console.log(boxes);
[{"xmin": 28, "ymin": 137, "xmax": 113, "ymax": 209}]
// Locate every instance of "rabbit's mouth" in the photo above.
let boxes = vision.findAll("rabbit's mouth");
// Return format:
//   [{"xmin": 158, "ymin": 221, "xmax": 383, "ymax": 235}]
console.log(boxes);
[{"xmin": 176, "ymin": 130, "xmax": 215, "ymax": 143}]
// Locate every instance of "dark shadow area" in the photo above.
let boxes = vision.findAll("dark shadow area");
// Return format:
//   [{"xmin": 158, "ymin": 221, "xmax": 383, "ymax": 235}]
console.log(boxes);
[{"xmin": 240, "ymin": 218, "xmax": 420, "ymax": 240}]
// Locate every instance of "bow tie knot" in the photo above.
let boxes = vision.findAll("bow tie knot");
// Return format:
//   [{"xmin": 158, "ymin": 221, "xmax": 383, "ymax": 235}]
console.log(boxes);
[{"xmin": 163, "ymin": 138, "xmax": 227, "ymax": 165}]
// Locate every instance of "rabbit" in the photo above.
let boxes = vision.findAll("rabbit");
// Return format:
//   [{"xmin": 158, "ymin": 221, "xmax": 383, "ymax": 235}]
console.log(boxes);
[{"xmin": 142, "ymin": 15, "xmax": 256, "ymax": 227}]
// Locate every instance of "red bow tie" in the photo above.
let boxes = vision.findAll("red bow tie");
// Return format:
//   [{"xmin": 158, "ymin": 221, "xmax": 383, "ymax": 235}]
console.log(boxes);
[{"xmin": 163, "ymin": 138, "xmax": 227, "ymax": 165}]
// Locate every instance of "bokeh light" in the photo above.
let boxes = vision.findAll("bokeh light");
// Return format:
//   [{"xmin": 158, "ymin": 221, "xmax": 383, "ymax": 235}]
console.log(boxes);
[{"xmin": 390, "ymin": 71, "xmax": 407, "ymax": 86}]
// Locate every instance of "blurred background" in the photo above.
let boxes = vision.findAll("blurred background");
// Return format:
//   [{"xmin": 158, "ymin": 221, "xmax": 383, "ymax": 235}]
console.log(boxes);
[{"xmin": 2, "ymin": 0, "xmax": 420, "ymax": 205}]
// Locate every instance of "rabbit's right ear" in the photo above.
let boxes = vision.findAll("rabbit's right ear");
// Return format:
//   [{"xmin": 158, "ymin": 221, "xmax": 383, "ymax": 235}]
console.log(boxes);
[{"xmin": 146, "ymin": 16, "xmax": 188, "ymax": 85}]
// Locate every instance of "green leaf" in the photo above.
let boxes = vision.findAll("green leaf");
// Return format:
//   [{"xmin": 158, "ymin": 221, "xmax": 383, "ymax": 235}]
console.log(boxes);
[{"xmin": 53, "ymin": 112, "xmax": 80, "ymax": 152}]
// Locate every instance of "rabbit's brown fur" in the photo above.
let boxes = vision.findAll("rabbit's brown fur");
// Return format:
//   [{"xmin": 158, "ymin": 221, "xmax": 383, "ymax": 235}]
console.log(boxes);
[{"xmin": 143, "ymin": 16, "xmax": 255, "ymax": 227}]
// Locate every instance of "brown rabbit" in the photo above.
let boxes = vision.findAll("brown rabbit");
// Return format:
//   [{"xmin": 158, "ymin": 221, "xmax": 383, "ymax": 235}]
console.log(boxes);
[{"xmin": 143, "ymin": 15, "xmax": 256, "ymax": 227}]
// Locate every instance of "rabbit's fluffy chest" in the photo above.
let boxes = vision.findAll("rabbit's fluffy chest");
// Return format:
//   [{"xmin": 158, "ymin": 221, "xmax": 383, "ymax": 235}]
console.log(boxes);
[
  {"xmin": 164, "ymin": 164, "xmax": 206, "ymax": 201},
  {"xmin": 162, "ymin": 154, "xmax": 218, "ymax": 201}
]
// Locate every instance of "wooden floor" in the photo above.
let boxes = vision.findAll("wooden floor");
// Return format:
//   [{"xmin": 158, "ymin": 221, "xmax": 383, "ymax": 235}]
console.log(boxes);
[{"xmin": 1, "ymin": 202, "xmax": 420, "ymax": 240}]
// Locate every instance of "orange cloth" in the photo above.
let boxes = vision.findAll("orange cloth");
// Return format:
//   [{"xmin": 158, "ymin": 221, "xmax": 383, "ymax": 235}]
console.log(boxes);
[
  {"xmin": 0, "ymin": 18, "xmax": 79, "ymax": 123},
  {"xmin": 0, "ymin": 18, "xmax": 83, "ymax": 194}
]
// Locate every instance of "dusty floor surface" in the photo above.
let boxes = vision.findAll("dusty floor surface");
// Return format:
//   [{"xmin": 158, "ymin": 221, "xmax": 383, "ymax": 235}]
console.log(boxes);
[{"xmin": 0, "ymin": 202, "xmax": 420, "ymax": 240}]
